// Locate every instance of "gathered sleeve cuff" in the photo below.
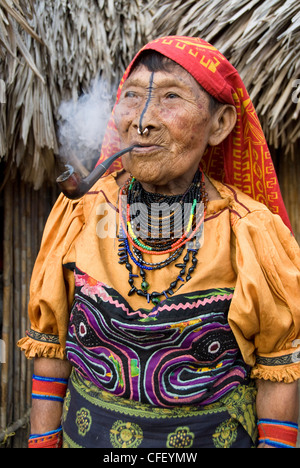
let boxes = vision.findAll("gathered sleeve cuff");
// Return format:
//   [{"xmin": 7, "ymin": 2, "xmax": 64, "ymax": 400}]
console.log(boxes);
[
  {"xmin": 251, "ymin": 348, "xmax": 300, "ymax": 383},
  {"xmin": 17, "ymin": 329, "xmax": 66, "ymax": 360},
  {"xmin": 228, "ymin": 204, "xmax": 300, "ymax": 383},
  {"xmin": 17, "ymin": 193, "xmax": 85, "ymax": 360}
]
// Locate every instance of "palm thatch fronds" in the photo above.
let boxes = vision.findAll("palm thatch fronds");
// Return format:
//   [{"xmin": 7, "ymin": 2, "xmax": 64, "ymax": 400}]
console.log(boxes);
[
  {"xmin": 152, "ymin": 0, "xmax": 300, "ymax": 159},
  {"xmin": 0, "ymin": 0, "xmax": 44, "ymax": 167},
  {"xmin": 0, "ymin": 0, "xmax": 154, "ymax": 189},
  {"xmin": 0, "ymin": 0, "xmax": 44, "ymax": 80}
]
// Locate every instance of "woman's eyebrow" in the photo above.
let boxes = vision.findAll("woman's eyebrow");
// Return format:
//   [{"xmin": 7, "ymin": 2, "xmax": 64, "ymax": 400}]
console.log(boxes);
[
  {"xmin": 153, "ymin": 77, "xmax": 186, "ymax": 88},
  {"xmin": 124, "ymin": 75, "xmax": 190, "ymax": 90},
  {"xmin": 153, "ymin": 78, "xmax": 198, "ymax": 96},
  {"xmin": 122, "ymin": 78, "xmax": 144, "ymax": 88}
]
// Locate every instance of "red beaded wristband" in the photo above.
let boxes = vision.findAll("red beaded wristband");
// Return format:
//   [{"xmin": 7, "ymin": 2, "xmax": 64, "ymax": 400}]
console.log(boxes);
[
  {"xmin": 32, "ymin": 375, "xmax": 68, "ymax": 403},
  {"xmin": 258, "ymin": 419, "xmax": 298, "ymax": 448},
  {"xmin": 28, "ymin": 428, "xmax": 63, "ymax": 448}
]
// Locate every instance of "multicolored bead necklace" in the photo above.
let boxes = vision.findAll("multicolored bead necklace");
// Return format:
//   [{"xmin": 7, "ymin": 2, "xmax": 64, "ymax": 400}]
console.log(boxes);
[{"xmin": 118, "ymin": 169, "xmax": 208, "ymax": 305}]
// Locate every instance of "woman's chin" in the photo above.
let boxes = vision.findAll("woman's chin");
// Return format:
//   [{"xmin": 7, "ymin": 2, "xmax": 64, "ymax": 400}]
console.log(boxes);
[{"xmin": 123, "ymin": 157, "xmax": 164, "ymax": 183}]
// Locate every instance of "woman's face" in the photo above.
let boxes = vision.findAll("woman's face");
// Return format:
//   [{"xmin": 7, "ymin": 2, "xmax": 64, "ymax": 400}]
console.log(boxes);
[{"xmin": 114, "ymin": 63, "xmax": 217, "ymax": 194}]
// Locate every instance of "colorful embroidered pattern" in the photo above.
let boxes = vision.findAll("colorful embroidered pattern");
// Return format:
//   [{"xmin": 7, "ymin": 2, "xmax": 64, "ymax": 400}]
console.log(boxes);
[
  {"xmin": 213, "ymin": 418, "xmax": 239, "ymax": 448},
  {"xmin": 110, "ymin": 420, "xmax": 143, "ymax": 448},
  {"xmin": 66, "ymin": 267, "xmax": 249, "ymax": 408},
  {"xmin": 167, "ymin": 426, "xmax": 195, "ymax": 448},
  {"xmin": 76, "ymin": 408, "xmax": 92, "ymax": 437}
]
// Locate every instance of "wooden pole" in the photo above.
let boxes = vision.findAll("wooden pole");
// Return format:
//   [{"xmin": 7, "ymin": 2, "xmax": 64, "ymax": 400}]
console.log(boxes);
[
  {"xmin": 13, "ymin": 178, "xmax": 21, "ymax": 440},
  {"xmin": 1, "ymin": 181, "xmax": 13, "ymax": 432},
  {"xmin": 0, "ymin": 408, "xmax": 31, "ymax": 444},
  {"xmin": 26, "ymin": 185, "xmax": 34, "ymax": 414}
]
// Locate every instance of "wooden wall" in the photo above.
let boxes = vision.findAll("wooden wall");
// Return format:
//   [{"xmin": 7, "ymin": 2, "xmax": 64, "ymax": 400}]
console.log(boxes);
[
  {"xmin": 277, "ymin": 152, "xmax": 300, "ymax": 243},
  {"xmin": 0, "ymin": 177, "xmax": 58, "ymax": 447}
]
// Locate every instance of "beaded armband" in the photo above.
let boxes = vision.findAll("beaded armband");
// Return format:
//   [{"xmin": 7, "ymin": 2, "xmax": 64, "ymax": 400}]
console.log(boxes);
[
  {"xmin": 257, "ymin": 419, "xmax": 299, "ymax": 448},
  {"xmin": 28, "ymin": 427, "xmax": 63, "ymax": 448},
  {"xmin": 32, "ymin": 375, "xmax": 68, "ymax": 403}
]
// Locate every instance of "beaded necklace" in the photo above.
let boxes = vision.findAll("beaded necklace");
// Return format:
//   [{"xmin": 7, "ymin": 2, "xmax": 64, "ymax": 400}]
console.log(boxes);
[{"xmin": 118, "ymin": 170, "xmax": 208, "ymax": 305}]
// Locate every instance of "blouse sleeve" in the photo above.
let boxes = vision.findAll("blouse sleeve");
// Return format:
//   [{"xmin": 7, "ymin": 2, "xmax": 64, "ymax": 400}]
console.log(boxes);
[
  {"xmin": 228, "ymin": 209, "xmax": 300, "ymax": 383},
  {"xmin": 17, "ymin": 193, "xmax": 85, "ymax": 360}
]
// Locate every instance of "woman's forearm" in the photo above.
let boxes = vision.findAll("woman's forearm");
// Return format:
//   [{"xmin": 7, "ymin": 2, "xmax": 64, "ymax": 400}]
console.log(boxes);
[
  {"xmin": 256, "ymin": 379, "xmax": 299, "ymax": 422},
  {"xmin": 256, "ymin": 379, "xmax": 299, "ymax": 448},
  {"xmin": 30, "ymin": 357, "xmax": 71, "ymax": 434}
]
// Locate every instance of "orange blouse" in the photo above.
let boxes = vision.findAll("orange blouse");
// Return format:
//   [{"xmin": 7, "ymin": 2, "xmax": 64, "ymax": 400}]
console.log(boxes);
[{"xmin": 18, "ymin": 172, "xmax": 300, "ymax": 383}]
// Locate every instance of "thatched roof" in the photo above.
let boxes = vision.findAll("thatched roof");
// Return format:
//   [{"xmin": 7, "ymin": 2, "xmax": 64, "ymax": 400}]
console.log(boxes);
[
  {"xmin": 152, "ymin": 0, "xmax": 300, "ymax": 159},
  {"xmin": 1, "ymin": 0, "xmax": 300, "ymax": 189}
]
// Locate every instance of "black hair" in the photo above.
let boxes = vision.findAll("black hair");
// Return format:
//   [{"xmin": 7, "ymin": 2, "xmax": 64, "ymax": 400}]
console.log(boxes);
[{"xmin": 130, "ymin": 50, "xmax": 223, "ymax": 114}]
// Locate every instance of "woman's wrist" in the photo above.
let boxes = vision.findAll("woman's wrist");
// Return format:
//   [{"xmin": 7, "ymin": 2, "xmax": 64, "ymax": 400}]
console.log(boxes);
[
  {"xmin": 28, "ymin": 426, "xmax": 63, "ymax": 448},
  {"xmin": 257, "ymin": 418, "xmax": 299, "ymax": 448}
]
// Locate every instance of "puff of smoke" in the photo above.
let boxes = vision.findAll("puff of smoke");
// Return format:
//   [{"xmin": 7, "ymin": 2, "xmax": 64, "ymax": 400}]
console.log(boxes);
[{"xmin": 57, "ymin": 77, "xmax": 113, "ymax": 173}]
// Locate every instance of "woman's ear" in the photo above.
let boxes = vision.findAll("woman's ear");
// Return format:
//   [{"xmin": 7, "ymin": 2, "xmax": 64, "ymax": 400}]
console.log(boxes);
[{"xmin": 208, "ymin": 105, "xmax": 237, "ymax": 146}]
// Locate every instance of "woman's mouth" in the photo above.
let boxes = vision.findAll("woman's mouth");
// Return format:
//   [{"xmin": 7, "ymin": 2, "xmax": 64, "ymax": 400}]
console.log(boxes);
[{"xmin": 131, "ymin": 144, "xmax": 162, "ymax": 154}]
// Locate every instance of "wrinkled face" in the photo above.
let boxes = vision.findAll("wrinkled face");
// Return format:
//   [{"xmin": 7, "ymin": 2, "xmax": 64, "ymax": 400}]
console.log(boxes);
[{"xmin": 114, "ymin": 63, "xmax": 216, "ymax": 193}]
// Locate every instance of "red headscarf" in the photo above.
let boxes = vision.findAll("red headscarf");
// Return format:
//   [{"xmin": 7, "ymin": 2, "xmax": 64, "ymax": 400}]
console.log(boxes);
[{"xmin": 97, "ymin": 36, "xmax": 291, "ymax": 231}]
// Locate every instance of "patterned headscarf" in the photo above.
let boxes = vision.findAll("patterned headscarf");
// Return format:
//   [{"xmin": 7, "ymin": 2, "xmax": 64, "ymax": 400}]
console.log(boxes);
[{"xmin": 97, "ymin": 36, "xmax": 291, "ymax": 230}]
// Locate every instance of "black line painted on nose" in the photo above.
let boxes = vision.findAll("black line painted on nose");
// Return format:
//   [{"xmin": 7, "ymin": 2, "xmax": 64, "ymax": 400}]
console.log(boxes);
[{"xmin": 139, "ymin": 72, "xmax": 155, "ymax": 134}]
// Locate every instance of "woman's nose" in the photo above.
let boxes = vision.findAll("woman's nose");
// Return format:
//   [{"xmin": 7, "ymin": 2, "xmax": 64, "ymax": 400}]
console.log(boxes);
[
  {"xmin": 133, "ymin": 71, "xmax": 162, "ymax": 135},
  {"xmin": 133, "ymin": 99, "xmax": 161, "ymax": 136},
  {"xmin": 138, "ymin": 72, "xmax": 154, "ymax": 133}
]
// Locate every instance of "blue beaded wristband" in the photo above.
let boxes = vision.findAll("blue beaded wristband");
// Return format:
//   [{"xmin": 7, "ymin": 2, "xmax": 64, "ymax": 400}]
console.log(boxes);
[{"xmin": 29, "ymin": 426, "xmax": 62, "ymax": 439}]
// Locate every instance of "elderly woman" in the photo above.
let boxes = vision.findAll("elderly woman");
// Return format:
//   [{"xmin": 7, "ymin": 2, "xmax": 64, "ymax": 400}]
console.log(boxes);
[{"xmin": 19, "ymin": 36, "xmax": 300, "ymax": 449}]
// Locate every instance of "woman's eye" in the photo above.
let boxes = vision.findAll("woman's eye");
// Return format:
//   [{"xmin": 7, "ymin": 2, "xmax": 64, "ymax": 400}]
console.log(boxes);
[
  {"xmin": 166, "ymin": 93, "xmax": 180, "ymax": 99},
  {"xmin": 121, "ymin": 90, "xmax": 141, "ymax": 107},
  {"xmin": 125, "ymin": 91, "xmax": 137, "ymax": 98}
]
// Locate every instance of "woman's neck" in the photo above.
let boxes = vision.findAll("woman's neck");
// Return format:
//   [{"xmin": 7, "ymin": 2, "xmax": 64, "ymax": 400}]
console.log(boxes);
[{"xmin": 116, "ymin": 170, "xmax": 222, "ymax": 201}]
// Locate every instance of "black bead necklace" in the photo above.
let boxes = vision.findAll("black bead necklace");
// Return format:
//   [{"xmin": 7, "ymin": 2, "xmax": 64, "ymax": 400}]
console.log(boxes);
[{"xmin": 118, "ymin": 169, "xmax": 207, "ymax": 305}]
